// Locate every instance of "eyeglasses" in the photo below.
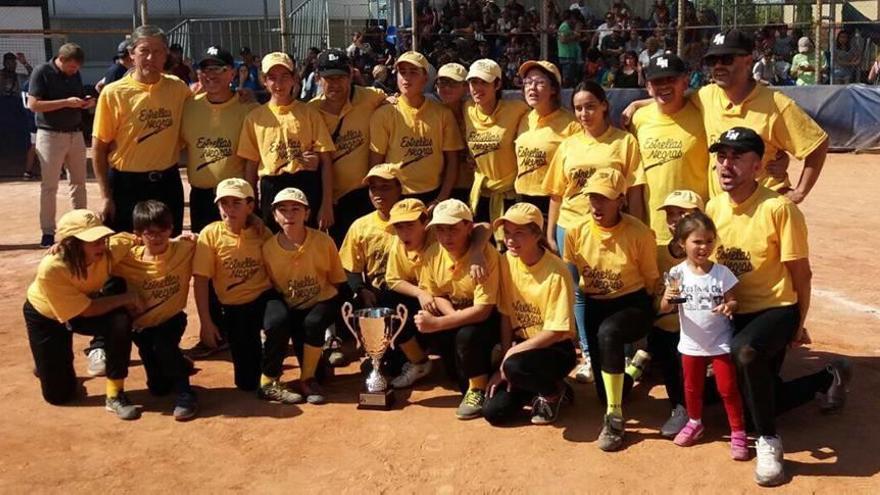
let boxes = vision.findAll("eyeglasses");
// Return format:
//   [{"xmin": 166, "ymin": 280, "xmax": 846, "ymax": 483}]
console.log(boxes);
[
  {"xmin": 705, "ymin": 54, "xmax": 736, "ymax": 66},
  {"xmin": 522, "ymin": 78, "xmax": 550, "ymax": 88}
]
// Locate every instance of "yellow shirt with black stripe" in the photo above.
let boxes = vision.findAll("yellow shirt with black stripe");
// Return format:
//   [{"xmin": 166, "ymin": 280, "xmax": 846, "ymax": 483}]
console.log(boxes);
[
  {"xmin": 339, "ymin": 211, "xmax": 393, "ymax": 290},
  {"xmin": 693, "ymin": 84, "xmax": 828, "ymax": 197},
  {"xmin": 181, "ymin": 93, "xmax": 258, "ymax": 189},
  {"xmin": 631, "ymin": 101, "xmax": 709, "ymax": 245},
  {"xmin": 26, "ymin": 234, "xmax": 136, "ymax": 323},
  {"xmin": 464, "ymin": 99, "xmax": 529, "ymax": 194},
  {"xmin": 707, "ymin": 186, "xmax": 808, "ymax": 314},
  {"xmin": 420, "ymin": 243, "xmax": 499, "ymax": 309},
  {"xmin": 563, "ymin": 214, "xmax": 659, "ymax": 299},
  {"xmin": 499, "ymin": 251, "xmax": 575, "ymax": 340},
  {"xmin": 92, "ymin": 73, "xmax": 191, "ymax": 172},
  {"xmin": 262, "ymin": 228, "xmax": 346, "ymax": 309},
  {"xmin": 514, "ymin": 108, "xmax": 580, "ymax": 196},
  {"xmin": 542, "ymin": 127, "xmax": 642, "ymax": 230},
  {"xmin": 385, "ymin": 234, "xmax": 436, "ymax": 291},
  {"xmin": 654, "ymin": 241, "xmax": 686, "ymax": 332},
  {"xmin": 237, "ymin": 100, "xmax": 336, "ymax": 177},
  {"xmin": 192, "ymin": 221, "xmax": 273, "ymax": 306},
  {"xmin": 111, "ymin": 239, "xmax": 195, "ymax": 329},
  {"xmin": 308, "ymin": 86, "xmax": 387, "ymax": 200},
  {"xmin": 369, "ymin": 95, "xmax": 465, "ymax": 194}
]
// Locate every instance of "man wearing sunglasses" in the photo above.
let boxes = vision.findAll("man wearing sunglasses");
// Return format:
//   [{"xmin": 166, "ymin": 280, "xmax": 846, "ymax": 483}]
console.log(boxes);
[{"xmin": 624, "ymin": 29, "xmax": 829, "ymax": 205}]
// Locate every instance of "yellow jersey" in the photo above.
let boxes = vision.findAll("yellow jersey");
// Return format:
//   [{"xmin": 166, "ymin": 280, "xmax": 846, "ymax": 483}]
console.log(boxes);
[{"xmin": 192, "ymin": 221, "xmax": 273, "ymax": 306}]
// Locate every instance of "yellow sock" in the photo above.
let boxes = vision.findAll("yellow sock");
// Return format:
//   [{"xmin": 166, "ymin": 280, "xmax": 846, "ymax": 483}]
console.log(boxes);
[
  {"xmin": 602, "ymin": 371, "xmax": 624, "ymax": 417},
  {"xmin": 400, "ymin": 339, "xmax": 427, "ymax": 364},
  {"xmin": 300, "ymin": 344, "xmax": 323, "ymax": 380},
  {"xmin": 468, "ymin": 375, "xmax": 488, "ymax": 391},
  {"xmin": 260, "ymin": 374, "xmax": 276, "ymax": 387},
  {"xmin": 106, "ymin": 378, "xmax": 124, "ymax": 398}
]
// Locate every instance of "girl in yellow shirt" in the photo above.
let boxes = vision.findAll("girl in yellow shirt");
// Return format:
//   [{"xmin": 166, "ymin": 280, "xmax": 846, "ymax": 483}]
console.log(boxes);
[
  {"xmin": 513, "ymin": 61, "xmax": 579, "ymax": 214},
  {"xmin": 23, "ymin": 209, "xmax": 140, "ymax": 419},
  {"xmin": 261, "ymin": 188, "xmax": 346, "ymax": 405},
  {"xmin": 543, "ymin": 81, "xmax": 644, "ymax": 385},
  {"xmin": 483, "ymin": 203, "xmax": 577, "ymax": 426},
  {"xmin": 435, "ymin": 63, "xmax": 472, "ymax": 204},
  {"xmin": 562, "ymin": 169, "xmax": 659, "ymax": 453},
  {"xmin": 464, "ymin": 59, "xmax": 529, "ymax": 225}
]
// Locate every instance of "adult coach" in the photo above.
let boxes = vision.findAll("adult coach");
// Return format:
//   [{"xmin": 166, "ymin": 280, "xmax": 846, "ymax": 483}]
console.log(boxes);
[
  {"xmin": 630, "ymin": 53, "xmax": 708, "ymax": 244},
  {"xmin": 307, "ymin": 48, "xmax": 387, "ymax": 245},
  {"xmin": 706, "ymin": 127, "xmax": 851, "ymax": 487},
  {"xmin": 181, "ymin": 46, "xmax": 256, "ymax": 233},
  {"xmin": 369, "ymin": 51, "xmax": 464, "ymax": 207},
  {"xmin": 27, "ymin": 43, "xmax": 93, "ymax": 248},
  {"xmin": 93, "ymin": 25, "xmax": 191, "ymax": 235}
]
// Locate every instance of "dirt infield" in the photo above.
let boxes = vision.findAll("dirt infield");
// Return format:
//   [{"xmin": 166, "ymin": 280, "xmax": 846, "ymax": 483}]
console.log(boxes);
[{"xmin": 1, "ymin": 154, "xmax": 878, "ymax": 493}]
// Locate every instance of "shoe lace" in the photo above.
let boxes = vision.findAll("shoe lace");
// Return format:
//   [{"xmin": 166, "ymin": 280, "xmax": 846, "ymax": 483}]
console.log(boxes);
[
  {"xmin": 532, "ymin": 396, "xmax": 552, "ymax": 417},
  {"xmin": 464, "ymin": 389, "xmax": 483, "ymax": 406},
  {"xmin": 90, "ymin": 348, "xmax": 106, "ymax": 361}
]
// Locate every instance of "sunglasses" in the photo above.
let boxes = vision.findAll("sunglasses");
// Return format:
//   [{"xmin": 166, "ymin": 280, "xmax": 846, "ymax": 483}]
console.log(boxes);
[
  {"xmin": 705, "ymin": 54, "xmax": 736, "ymax": 66},
  {"xmin": 200, "ymin": 65, "xmax": 229, "ymax": 74}
]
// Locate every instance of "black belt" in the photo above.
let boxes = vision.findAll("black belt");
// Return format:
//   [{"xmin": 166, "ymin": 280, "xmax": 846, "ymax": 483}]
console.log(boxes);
[{"xmin": 111, "ymin": 166, "xmax": 178, "ymax": 183}]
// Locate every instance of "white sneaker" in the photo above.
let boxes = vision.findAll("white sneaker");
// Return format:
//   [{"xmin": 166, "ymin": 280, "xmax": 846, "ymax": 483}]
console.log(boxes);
[
  {"xmin": 574, "ymin": 358, "xmax": 594, "ymax": 383},
  {"xmin": 391, "ymin": 360, "xmax": 432, "ymax": 389},
  {"xmin": 660, "ymin": 404, "xmax": 688, "ymax": 438},
  {"xmin": 86, "ymin": 348, "xmax": 107, "ymax": 377},
  {"xmin": 755, "ymin": 435, "xmax": 785, "ymax": 487}
]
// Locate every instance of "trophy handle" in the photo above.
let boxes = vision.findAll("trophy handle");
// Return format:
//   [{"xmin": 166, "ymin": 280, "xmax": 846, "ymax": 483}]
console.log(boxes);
[
  {"xmin": 341, "ymin": 301, "xmax": 361, "ymax": 349},
  {"xmin": 388, "ymin": 304, "xmax": 408, "ymax": 350}
]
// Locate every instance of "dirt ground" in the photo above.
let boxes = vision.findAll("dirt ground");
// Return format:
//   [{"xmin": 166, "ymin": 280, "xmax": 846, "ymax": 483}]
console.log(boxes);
[{"xmin": 0, "ymin": 154, "xmax": 878, "ymax": 493}]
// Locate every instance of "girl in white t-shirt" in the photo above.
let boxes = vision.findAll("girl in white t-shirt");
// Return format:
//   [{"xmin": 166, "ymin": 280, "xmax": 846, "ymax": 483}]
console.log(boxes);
[{"xmin": 659, "ymin": 211, "xmax": 748, "ymax": 461}]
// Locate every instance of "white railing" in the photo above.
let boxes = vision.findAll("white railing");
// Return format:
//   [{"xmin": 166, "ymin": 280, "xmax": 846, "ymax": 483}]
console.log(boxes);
[
  {"xmin": 166, "ymin": 17, "xmax": 281, "ymax": 61},
  {"xmin": 287, "ymin": 0, "xmax": 330, "ymax": 61}
]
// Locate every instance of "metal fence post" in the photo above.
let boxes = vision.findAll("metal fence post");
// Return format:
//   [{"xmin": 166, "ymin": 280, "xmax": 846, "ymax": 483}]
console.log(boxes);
[
  {"xmin": 138, "ymin": 0, "xmax": 148, "ymax": 26},
  {"xmin": 280, "ymin": 0, "xmax": 288, "ymax": 53},
  {"xmin": 677, "ymin": 0, "xmax": 684, "ymax": 57}
]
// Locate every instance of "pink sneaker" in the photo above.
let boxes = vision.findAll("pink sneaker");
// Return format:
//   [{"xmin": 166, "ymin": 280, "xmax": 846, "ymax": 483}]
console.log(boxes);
[
  {"xmin": 673, "ymin": 420, "xmax": 705, "ymax": 446},
  {"xmin": 730, "ymin": 430, "xmax": 749, "ymax": 461}
]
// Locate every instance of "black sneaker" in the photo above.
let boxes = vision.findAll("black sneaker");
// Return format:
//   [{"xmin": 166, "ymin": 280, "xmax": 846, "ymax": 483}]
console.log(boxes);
[
  {"xmin": 39, "ymin": 234, "xmax": 54, "ymax": 248},
  {"xmin": 299, "ymin": 378, "xmax": 326, "ymax": 405},
  {"xmin": 173, "ymin": 391, "xmax": 198, "ymax": 421},
  {"xmin": 597, "ymin": 413, "xmax": 625, "ymax": 452},
  {"xmin": 531, "ymin": 383, "xmax": 573, "ymax": 425},
  {"xmin": 257, "ymin": 380, "xmax": 304, "ymax": 404},
  {"xmin": 820, "ymin": 358, "xmax": 853, "ymax": 414},
  {"xmin": 105, "ymin": 392, "xmax": 141, "ymax": 420},
  {"xmin": 186, "ymin": 339, "xmax": 229, "ymax": 359}
]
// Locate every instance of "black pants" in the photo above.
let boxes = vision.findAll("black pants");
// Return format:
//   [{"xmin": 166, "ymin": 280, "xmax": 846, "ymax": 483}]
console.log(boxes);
[
  {"xmin": 259, "ymin": 171, "xmax": 321, "ymax": 232},
  {"xmin": 132, "ymin": 312, "xmax": 191, "ymax": 396},
  {"xmin": 583, "ymin": 290, "xmax": 655, "ymax": 404},
  {"xmin": 450, "ymin": 188, "xmax": 470, "ymax": 204},
  {"xmin": 732, "ymin": 305, "xmax": 833, "ymax": 437},
  {"xmin": 262, "ymin": 297, "xmax": 339, "ymax": 379},
  {"xmin": 108, "ymin": 167, "xmax": 184, "ymax": 236},
  {"xmin": 190, "ymin": 185, "xmax": 221, "ymax": 233},
  {"xmin": 430, "ymin": 310, "xmax": 501, "ymax": 393},
  {"xmin": 474, "ymin": 195, "xmax": 517, "ymax": 224},
  {"xmin": 401, "ymin": 188, "xmax": 439, "ymax": 205},
  {"xmin": 646, "ymin": 327, "xmax": 685, "ymax": 407},
  {"xmin": 220, "ymin": 290, "xmax": 280, "ymax": 391},
  {"xmin": 483, "ymin": 339, "xmax": 577, "ymax": 425},
  {"xmin": 329, "ymin": 187, "xmax": 371, "ymax": 247},
  {"xmin": 23, "ymin": 300, "xmax": 132, "ymax": 405}
]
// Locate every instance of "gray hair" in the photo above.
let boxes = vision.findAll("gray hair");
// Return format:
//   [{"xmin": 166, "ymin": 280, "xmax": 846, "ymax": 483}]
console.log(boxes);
[{"xmin": 130, "ymin": 25, "xmax": 167, "ymax": 49}]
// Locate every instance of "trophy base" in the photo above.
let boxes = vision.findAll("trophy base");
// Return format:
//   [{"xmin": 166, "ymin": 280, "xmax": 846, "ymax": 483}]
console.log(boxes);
[
  {"xmin": 667, "ymin": 296, "xmax": 688, "ymax": 304},
  {"xmin": 358, "ymin": 389, "xmax": 395, "ymax": 410}
]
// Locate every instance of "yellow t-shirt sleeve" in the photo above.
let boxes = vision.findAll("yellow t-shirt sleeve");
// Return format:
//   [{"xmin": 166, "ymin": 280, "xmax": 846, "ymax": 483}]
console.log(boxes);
[
  {"xmin": 38, "ymin": 265, "xmax": 92, "ymax": 323},
  {"xmin": 776, "ymin": 201, "xmax": 809, "ymax": 262},
  {"xmin": 236, "ymin": 113, "xmax": 261, "ymax": 162},
  {"xmin": 338, "ymin": 227, "xmax": 364, "ymax": 273},
  {"xmin": 107, "ymin": 233, "xmax": 136, "ymax": 265},
  {"xmin": 774, "ymin": 98, "xmax": 828, "ymax": 160},
  {"xmin": 561, "ymin": 226, "xmax": 577, "ymax": 265},
  {"xmin": 385, "ymin": 241, "xmax": 405, "ymax": 290},
  {"xmin": 473, "ymin": 250, "xmax": 499, "ymax": 305},
  {"xmin": 637, "ymin": 228, "xmax": 661, "ymax": 291},
  {"xmin": 626, "ymin": 134, "xmax": 644, "ymax": 187},
  {"xmin": 441, "ymin": 107, "xmax": 465, "ymax": 152},
  {"xmin": 92, "ymin": 91, "xmax": 118, "ymax": 143},
  {"xmin": 542, "ymin": 139, "xmax": 567, "ymax": 196},
  {"xmin": 369, "ymin": 107, "xmax": 390, "ymax": 155},
  {"xmin": 192, "ymin": 229, "xmax": 216, "ymax": 278},
  {"xmin": 326, "ymin": 240, "xmax": 348, "ymax": 285},
  {"xmin": 542, "ymin": 273, "xmax": 574, "ymax": 332}
]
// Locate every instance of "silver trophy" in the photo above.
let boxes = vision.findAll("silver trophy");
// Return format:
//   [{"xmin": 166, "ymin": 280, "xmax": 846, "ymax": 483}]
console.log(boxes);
[
  {"xmin": 341, "ymin": 302, "xmax": 408, "ymax": 409},
  {"xmin": 664, "ymin": 270, "xmax": 687, "ymax": 304}
]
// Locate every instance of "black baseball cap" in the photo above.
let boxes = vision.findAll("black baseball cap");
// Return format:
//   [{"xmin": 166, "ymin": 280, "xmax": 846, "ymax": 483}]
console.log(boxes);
[
  {"xmin": 116, "ymin": 40, "xmax": 131, "ymax": 58},
  {"xmin": 709, "ymin": 127, "xmax": 765, "ymax": 157},
  {"xmin": 316, "ymin": 48, "xmax": 351, "ymax": 77},
  {"xmin": 645, "ymin": 52, "xmax": 687, "ymax": 81},
  {"xmin": 704, "ymin": 29, "xmax": 754, "ymax": 58},
  {"xmin": 198, "ymin": 46, "xmax": 235, "ymax": 68}
]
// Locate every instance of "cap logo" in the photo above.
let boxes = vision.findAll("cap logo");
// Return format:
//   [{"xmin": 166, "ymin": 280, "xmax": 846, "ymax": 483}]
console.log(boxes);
[
  {"xmin": 713, "ymin": 34, "xmax": 725, "ymax": 45},
  {"xmin": 726, "ymin": 130, "xmax": 740, "ymax": 140},
  {"xmin": 207, "ymin": 47, "xmax": 219, "ymax": 56},
  {"xmin": 328, "ymin": 54, "xmax": 338, "ymax": 61},
  {"xmin": 83, "ymin": 212, "xmax": 97, "ymax": 223},
  {"xmin": 656, "ymin": 57, "xmax": 668, "ymax": 68}
]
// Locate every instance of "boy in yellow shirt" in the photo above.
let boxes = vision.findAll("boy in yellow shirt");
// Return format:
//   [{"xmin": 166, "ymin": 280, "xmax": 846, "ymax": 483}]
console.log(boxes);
[
  {"xmin": 111, "ymin": 200, "xmax": 198, "ymax": 421},
  {"xmin": 414, "ymin": 199, "xmax": 500, "ymax": 420},
  {"xmin": 192, "ymin": 178, "xmax": 279, "ymax": 393},
  {"xmin": 261, "ymin": 188, "xmax": 347, "ymax": 404}
]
